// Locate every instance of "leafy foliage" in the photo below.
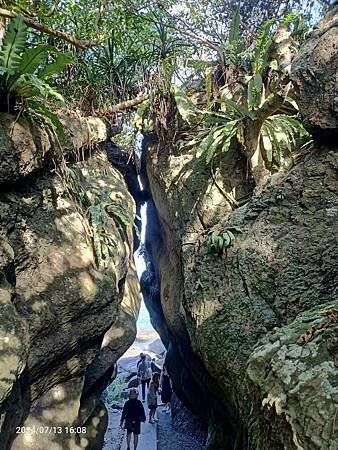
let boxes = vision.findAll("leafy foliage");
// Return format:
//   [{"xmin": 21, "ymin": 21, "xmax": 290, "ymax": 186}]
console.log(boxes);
[
  {"xmin": 0, "ymin": 16, "xmax": 72, "ymax": 138},
  {"xmin": 260, "ymin": 113, "xmax": 309, "ymax": 169},
  {"xmin": 173, "ymin": 10, "xmax": 311, "ymax": 176},
  {"xmin": 175, "ymin": 86, "xmax": 309, "ymax": 170},
  {"xmin": 103, "ymin": 378, "xmax": 126, "ymax": 404},
  {"xmin": 207, "ymin": 226, "xmax": 242, "ymax": 256},
  {"xmin": 0, "ymin": 15, "xmax": 27, "ymax": 70},
  {"xmin": 63, "ymin": 165, "xmax": 133, "ymax": 270}
]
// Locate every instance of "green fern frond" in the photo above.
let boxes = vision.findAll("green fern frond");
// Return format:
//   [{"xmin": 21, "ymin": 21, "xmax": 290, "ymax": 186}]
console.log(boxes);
[
  {"xmin": 27, "ymin": 100, "xmax": 66, "ymax": 141},
  {"xmin": 18, "ymin": 45, "xmax": 51, "ymax": 75},
  {"xmin": 0, "ymin": 15, "xmax": 27, "ymax": 71},
  {"xmin": 106, "ymin": 203, "xmax": 133, "ymax": 228},
  {"xmin": 213, "ymin": 98, "xmax": 246, "ymax": 118},
  {"xmin": 253, "ymin": 19, "xmax": 276, "ymax": 73},
  {"xmin": 229, "ymin": 8, "xmax": 240, "ymax": 46},
  {"xmin": 38, "ymin": 52, "xmax": 74, "ymax": 79}
]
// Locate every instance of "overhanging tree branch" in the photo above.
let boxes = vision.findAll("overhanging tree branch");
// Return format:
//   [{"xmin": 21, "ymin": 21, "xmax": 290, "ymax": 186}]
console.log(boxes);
[
  {"xmin": 0, "ymin": 7, "xmax": 102, "ymax": 49},
  {"xmin": 100, "ymin": 93, "xmax": 149, "ymax": 116}
]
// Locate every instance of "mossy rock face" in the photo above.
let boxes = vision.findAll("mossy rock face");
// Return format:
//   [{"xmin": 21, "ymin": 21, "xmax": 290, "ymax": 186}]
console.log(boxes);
[
  {"xmin": 291, "ymin": 5, "xmax": 338, "ymax": 140},
  {"xmin": 146, "ymin": 143, "xmax": 338, "ymax": 448},
  {"xmin": 247, "ymin": 301, "xmax": 338, "ymax": 450},
  {"xmin": 0, "ymin": 141, "xmax": 139, "ymax": 449},
  {"xmin": 144, "ymin": 9, "xmax": 338, "ymax": 448}
]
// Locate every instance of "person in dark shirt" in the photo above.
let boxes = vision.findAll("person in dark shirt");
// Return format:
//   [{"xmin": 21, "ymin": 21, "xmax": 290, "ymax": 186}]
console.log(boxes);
[
  {"xmin": 136, "ymin": 353, "xmax": 144, "ymax": 368},
  {"xmin": 150, "ymin": 358, "xmax": 161, "ymax": 374},
  {"xmin": 120, "ymin": 389, "xmax": 146, "ymax": 450},
  {"xmin": 160, "ymin": 365, "xmax": 173, "ymax": 414}
]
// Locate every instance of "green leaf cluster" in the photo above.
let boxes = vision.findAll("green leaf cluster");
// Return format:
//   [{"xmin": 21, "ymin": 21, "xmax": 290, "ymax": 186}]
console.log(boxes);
[
  {"xmin": 207, "ymin": 227, "xmax": 237, "ymax": 256},
  {"xmin": 63, "ymin": 166, "xmax": 133, "ymax": 271},
  {"xmin": 0, "ymin": 16, "xmax": 73, "ymax": 137},
  {"xmin": 260, "ymin": 112, "xmax": 309, "ymax": 170}
]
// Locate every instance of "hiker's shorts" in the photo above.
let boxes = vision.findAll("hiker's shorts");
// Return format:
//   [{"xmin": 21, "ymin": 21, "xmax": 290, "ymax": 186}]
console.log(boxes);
[{"xmin": 126, "ymin": 420, "xmax": 141, "ymax": 435}]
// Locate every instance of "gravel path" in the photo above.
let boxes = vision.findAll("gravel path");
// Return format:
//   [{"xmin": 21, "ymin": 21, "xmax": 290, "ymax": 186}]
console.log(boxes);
[
  {"xmin": 157, "ymin": 409, "xmax": 205, "ymax": 450},
  {"xmin": 102, "ymin": 406, "xmax": 124, "ymax": 450}
]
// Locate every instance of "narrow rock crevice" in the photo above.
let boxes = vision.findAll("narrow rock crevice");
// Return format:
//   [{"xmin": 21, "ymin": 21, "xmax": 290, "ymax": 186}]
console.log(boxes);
[{"xmin": 105, "ymin": 134, "xmax": 239, "ymax": 449}]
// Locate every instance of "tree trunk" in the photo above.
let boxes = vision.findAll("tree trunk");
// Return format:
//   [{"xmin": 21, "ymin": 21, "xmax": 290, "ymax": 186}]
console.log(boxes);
[
  {"xmin": 243, "ymin": 117, "xmax": 270, "ymax": 186},
  {"xmin": 0, "ymin": 16, "xmax": 5, "ymax": 49}
]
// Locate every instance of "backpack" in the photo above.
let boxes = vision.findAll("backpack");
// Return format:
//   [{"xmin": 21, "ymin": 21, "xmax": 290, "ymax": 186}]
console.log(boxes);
[{"xmin": 139, "ymin": 361, "xmax": 151, "ymax": 379}]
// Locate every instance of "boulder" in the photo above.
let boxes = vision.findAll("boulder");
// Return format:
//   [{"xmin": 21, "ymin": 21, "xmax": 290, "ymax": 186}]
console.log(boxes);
[
  {"xmin": 0, "ymin": 114, "xmax": 139, "ymax": 449},
  {"xmin": 247, "ymin": 301, "xmax": 338, "ymax": 450},
  {"xmin": 118, "ymin": 356, "xmax": 140, "ymax": 375},
  {"xmin": 146, "ymin": 123, "xmax": 337, "ymax": 449},
  {"xmin": 291, "ymin": 5, "xmax": 338, "ymax": 139},
  {"xmin": 144, "ymin": 338, "xmax": 165, "ymax": 356},
  {"xmin": 0, "ymin": 112, "xmax": 107, "ymax": 186}
]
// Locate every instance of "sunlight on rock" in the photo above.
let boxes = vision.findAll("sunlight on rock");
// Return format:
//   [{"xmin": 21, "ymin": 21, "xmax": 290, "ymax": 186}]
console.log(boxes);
[
  {"xmin": 92, "ymin": 417, "xmax": 100, "ymax": 427},
  {"xmin": 101, "ymin": 327, "xmax": 125, "ymax": 348},
  {"xmin": 22, "ymin": 432, "xmax": 37, "ymax": 447},
  {"xmin": 52, "ymin": 385, "xmax": 66, "ymax": 401},
  {"xmin": 0, "ymin": 289, "xmax": 11, "ymax": 305},
  {"xmin": 66, "ymin": 247, "xmax": 93, "ymax": 268},
  {"xmin": 0, "ymin": 335, "xmax": 9, "ymax": 344},
  {"xmin": 42, "ymin": 409, "xmax": 57, "ymax": 421},
  {"xmin": 67, "ymin": 357, "xmax": 80, "ymax": 371},
  {"xmin": 31, "ymin": 300, "xmax": 48, "ymax": 313},
  {"xmin": 78, "ymin": 272, "xmax": 98, "ymax": 300},
  {"xmin": 262, "ymin": 393, "xmax": 286, "ymax": 416},
  {"xmin": 121, "ymin": 266, "xmax": 141, "ymax": 319},
  {"xmin": 0, "ymin": 335, "xmax": 21, "ymax": 352},
  {"xmin": 54, "ymin": 213, "xmax": 85, "ymax": 241},
  {"xmin": 80, "ymin": 437, "xmax": 89, "ymax": 448}
]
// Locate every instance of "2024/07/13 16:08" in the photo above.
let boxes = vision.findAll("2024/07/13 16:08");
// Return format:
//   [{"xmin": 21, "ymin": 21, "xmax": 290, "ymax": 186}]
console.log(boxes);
[{"xmin": 16, "ymin": 426, "xmax": 87, "ymax": 434}]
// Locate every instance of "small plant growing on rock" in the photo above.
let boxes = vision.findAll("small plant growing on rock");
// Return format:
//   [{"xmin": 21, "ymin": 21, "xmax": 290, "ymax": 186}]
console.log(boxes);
[{"xmin": 207, "ymin": 226, "xmax": 237, "ymax": 256}]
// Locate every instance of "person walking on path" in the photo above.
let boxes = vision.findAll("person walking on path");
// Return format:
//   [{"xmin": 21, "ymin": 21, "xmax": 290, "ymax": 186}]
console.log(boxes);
[
  {"xmin": 151, "ymin": 358, "xmax": 161, "ymax": 374},
  {"xmin": 147, "ymin": 373, "xmax": 160, "ymax": 424},
  {"xmin": 137, "ymin": 354, "xmax": 152, "ymax": 402},
  {"xmin": 120, "ymin": 389, "xmax": 146, "ymax": 450},
  {"xmin": 160, "ymin": 365, "xmax": 172, "ymax": 414},
  {"xmin": 136, "ymin": 353, "xmax": 144, "ymax": 369}
]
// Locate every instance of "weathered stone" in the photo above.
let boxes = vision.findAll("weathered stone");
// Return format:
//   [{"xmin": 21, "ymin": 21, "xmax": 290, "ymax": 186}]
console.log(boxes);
[
  {"xmin": 0, "ymin": 116, "xmax": 139, "ymax": 449},
  {"xmin": 291, "ymin": 6, "xmax": 338, "ymax": 139},
  {"xmin": 0, "ymin": 111, "xmax": 107, "ymax": 186},
  {"xmin": 11, "ymin": 378, "xmax": 85, "ymax": 450},
  {"xmin": 146, "ymin": 142, "xmax": 338, "ymax": 449},
  {"xmin": 0, "ymin": 238, "xmax": 29, "ymax": 402},
  {"xmin": 247, "ymin": 301, "xmax": 338, "ymax": 450}
]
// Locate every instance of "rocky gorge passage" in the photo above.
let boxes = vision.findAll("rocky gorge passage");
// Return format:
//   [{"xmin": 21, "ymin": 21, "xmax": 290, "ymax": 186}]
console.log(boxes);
[{"xmin": 0, "ymin": 4, "xmax": 337, "ymax": 450}]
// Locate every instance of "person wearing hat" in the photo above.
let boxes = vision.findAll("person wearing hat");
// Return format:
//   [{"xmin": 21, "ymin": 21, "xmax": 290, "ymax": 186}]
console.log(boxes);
[{"xmin": 120, "ymin": 389, "xmax": 146, "ymax": 450}]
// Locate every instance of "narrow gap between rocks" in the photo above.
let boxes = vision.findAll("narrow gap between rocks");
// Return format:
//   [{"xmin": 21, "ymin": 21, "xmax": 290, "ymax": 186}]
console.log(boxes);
[{"xmin": 101, "ymin": 131, "xmax": 207, "ymax": 450}]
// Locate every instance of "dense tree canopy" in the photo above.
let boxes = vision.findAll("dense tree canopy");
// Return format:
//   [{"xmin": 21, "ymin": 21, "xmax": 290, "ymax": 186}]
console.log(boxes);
[
  {"xmin": 1, "ymin": 0, "xmax": 331, "ymax": 108},
  {"xmin": 0, "ymin": 0, "xmax": 334, "ymax": 183}
]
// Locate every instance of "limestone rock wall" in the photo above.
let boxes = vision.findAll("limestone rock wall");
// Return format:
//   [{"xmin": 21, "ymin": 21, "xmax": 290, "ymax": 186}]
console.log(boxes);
[
  {"xmin": 291, "ymin": 5, "xmax": 338, "ymax": 140},
  {"xmin": 0, "ymin": 113, "xmax": 140, "ymax": 450},
  {"xmin": 144, "ymin": 8, "xmax": 338, "ymax": 449},
  {"xmin": 0, "ymin": 110, "xmax": 107, "ymax": 185},
  {"xmin": 147, "ymin": 138, "xmax": 337, "ymax": 449}
]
